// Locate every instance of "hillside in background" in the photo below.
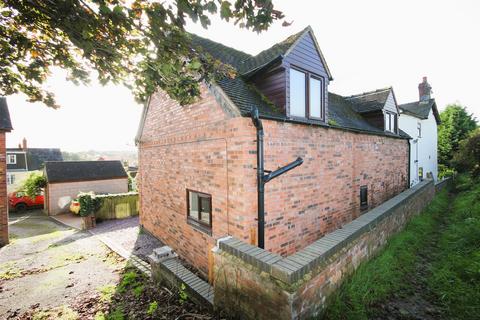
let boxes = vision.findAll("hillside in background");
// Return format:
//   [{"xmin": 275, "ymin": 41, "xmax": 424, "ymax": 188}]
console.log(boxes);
[{"xmin": 62, "ymin": 150, "xmax": 138, "ymax": 166}]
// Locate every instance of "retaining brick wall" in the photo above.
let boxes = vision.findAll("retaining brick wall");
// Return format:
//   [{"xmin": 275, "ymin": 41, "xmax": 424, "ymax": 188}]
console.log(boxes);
[
  {"xmin": 138, "ymin": 85, "xmax": 408, "ymax": 275},
  {"xmin": 0, "ymin": 133, "xmax": 7, "ymax": 246},
  {"xmin": 213, "ymin": 179, "xmax": 435, "ymax": 319}
]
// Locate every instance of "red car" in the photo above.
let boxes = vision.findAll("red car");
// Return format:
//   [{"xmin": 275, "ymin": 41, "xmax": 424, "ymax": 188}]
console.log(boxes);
[{"xmin": 9, "ymin": 191, "xmax": 44, "ymax": 212}]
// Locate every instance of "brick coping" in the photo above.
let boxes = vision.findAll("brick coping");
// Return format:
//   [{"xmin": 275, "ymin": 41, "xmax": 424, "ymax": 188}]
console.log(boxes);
[{"xmin": 218, "ymin": 179, "xmax": 433, "ymax": 285}]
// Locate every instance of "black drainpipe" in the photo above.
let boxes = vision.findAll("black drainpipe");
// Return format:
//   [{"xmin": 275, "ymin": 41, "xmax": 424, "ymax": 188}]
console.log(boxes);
[{"xmin": 251, "ymin": 106, "xmax": 303, "ymax": 249}]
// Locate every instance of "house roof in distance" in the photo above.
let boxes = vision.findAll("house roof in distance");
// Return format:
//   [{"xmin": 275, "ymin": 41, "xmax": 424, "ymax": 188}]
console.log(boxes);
[
  {"xmin": 0, "ymin": 97, "xmax": 13, "ymax": 131},
  {"xmin": 44, "ymin": 160, "xmax": 128, "ymax": 183},
  {"xmin": 399, "ymin": 99, "xmax": 441, "ymax": 124},
  {"xmin": 345, "ymin": 88, "xmax": 392, "ymax": 113},
  {"xmin": 6, "ymin": 147, "xmax": 63, "ymax": 171}
]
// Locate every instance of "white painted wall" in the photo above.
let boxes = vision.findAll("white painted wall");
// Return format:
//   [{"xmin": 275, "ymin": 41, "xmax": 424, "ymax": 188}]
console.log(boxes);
[
  {"xmin": 46, "ymin": 178, "xmax": 128, "ymax": 215},
  {"xmin": 399, "ymin": 110, "xmax": 438, "ymax": 186}
]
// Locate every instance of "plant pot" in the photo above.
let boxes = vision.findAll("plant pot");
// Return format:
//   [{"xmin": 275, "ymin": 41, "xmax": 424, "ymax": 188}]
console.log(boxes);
[{"xmin": 81, "ymin": 215, "xmax": 96, "ymax": 230}]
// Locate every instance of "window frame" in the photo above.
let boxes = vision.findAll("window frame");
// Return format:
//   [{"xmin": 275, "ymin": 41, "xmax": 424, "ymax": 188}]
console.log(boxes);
[
  {"xmin": 186, "ymin": 189, "xmax": 212, "ymax": 234},
  {"xmin": 384, "ymin": 111, "xmax": 397, "ymax": 133},
  {"xmin": 417, "ymin": 121, "xmax": 422, "ymax": 138},
  {"xmin": 289, "ymin": 66, "xmax": 325, "ymax": 121},
  {"xmin": 7, "ymin": 173, "xmax": 15, "ymax": 185},
  {"xmin": 7, "ymin": 154, "xmax": 16, "ymax": 165}
]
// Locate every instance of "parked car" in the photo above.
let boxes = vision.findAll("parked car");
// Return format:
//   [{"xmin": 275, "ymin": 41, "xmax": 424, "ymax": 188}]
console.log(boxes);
[{"xmin": 9, "ymin": 191, "xmax": 44, "ymax": 212}]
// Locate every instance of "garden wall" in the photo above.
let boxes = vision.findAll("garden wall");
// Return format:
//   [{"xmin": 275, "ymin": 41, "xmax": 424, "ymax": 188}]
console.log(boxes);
[
  {"xmin": 95, "ymin": 192, "xmax": 139, "ymax": 220},
  {"xmin": 213, "ymin": 179, "xmax": 435, "ymax": 319}
]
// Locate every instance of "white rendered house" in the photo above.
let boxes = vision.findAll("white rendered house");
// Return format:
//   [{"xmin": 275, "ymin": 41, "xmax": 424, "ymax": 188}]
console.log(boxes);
[{"xmin": 399, "ymin": 77, "xmax": 441, "ymax": 186}]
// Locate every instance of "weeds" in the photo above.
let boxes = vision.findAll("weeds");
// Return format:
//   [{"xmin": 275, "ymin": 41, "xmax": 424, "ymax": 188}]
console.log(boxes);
[
  {"xmin": 179, "ymin": 283, "xmax": 188, "ymax": 304},
  {"xmin": 324, "ymin": 189, "xmax": 450, "ymax": 319},
  {"xmin": 146, "ymin": 301, "xmax": 158, "ymax": 315}
]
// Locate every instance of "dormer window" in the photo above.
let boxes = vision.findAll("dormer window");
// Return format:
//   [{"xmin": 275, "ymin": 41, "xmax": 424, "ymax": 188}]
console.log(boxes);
[
  {"xmin": 289, "ymin": 67, "xmax": 324, "ymax": 120},
  {"xmin": 384, "ymin": 111, "xmax": 397, "ymax": 133}
]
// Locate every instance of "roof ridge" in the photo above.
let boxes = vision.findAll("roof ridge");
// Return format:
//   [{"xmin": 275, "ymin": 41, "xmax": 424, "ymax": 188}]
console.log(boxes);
[
  {"xmin": 242, "ymin": 26, "xmax": 308, "ymax": 63},
  {"xmin": 398, "ymin": 98, "xmax": 435, "ymax": 107},
  {"xmin": 344, "ymin": 87, "xmax": 392, "ymax": 99},
  {"xmin": 189, "ymin": 33, "xmax": 252, "ymax": 58}
]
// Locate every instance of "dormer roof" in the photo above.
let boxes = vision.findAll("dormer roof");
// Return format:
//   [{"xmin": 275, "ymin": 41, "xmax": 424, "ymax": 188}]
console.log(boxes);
[
  {"xmin": 191, "ymin": 26, "xmax": 333, "ymax": 80},
  {"xmin": 345, "ymin": 87, "xmax": 399, "ymax": 114}
]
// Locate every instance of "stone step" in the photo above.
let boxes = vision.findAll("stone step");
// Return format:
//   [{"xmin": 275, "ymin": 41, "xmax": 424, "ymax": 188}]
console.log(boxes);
[{"xmin": 160, "ymin": 257, "xmax": 214, "ymax": 306}]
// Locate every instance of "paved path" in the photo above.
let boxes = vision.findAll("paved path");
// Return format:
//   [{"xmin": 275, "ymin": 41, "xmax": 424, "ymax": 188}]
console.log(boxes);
[
  {"xmin": 0, "ymin": 210, "xmax": 126, "ymax": 319},
  {"xmin": 90, "ymin": 216, "xmax": 163, "ymax": 262}
]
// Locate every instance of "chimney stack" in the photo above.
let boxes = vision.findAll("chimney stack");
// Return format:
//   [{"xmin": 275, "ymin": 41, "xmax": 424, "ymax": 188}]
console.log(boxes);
[
  {"xmin": 418, "ymin": 76, "xmax": 432, "ymax": 102},
  {"xmin": 22, "ymin": 137, "xmax": 27, "ymax": 150}
]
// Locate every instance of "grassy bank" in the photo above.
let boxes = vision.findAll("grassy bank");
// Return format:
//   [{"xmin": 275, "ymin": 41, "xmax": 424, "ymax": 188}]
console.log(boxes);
[
  {"xmin": 428, "ymin": 176, "xmax": 480, "ymax": 319},
  {"xmin": 324, "ymin": 188, "xmax": 449, "ymax": 319},
  {"xmin": 324, "ymin": 176, "xmax": 480, "ymax": 320}
]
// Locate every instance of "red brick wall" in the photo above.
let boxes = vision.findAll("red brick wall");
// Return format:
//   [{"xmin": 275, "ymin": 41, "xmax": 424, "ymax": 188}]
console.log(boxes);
[
  {"xmin": 139, "ymin": 86, "xmax": 258, "ymax": 275},
  {"xmin": 0, "ymin": 132, "xmax": 8, "ymax": 246},
  {"xmin": 261, "ymin": 121, "xmax": 408, "ymax": 256},
  {"xmin": 138, "ymin": 86, "xmax": 408, "ymax": 274}
]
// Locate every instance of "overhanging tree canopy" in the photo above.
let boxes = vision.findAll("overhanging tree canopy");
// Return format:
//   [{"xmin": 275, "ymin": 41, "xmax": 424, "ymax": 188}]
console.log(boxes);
[{"xmin": 0, "ymin": 0, "xmax": 285, "ymax": 108}]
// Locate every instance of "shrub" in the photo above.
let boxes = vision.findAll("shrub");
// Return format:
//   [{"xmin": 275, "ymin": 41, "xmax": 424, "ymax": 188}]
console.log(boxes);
[
  {"xmin": 452, "ymin": 129, "xmax": 480, "ymax": 179},
  {"xmin": 77, "ymin": 192, "xmax": 102, "ymax": 217},
  {"xmin": 438, "ymin": 164, "xmax": 456, "ymax": 180},
  {"xmin": 21, "ymin": 172, "xmax": 46, "ymax": 198}
]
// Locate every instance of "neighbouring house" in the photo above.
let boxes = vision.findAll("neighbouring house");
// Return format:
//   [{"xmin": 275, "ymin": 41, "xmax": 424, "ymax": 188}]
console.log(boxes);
[
  {"xmin": 136, "ymin": 26, "xmax": 410, "ymax": 275},
  {"xmin": 0, "ymin": 97, "xmax": 13, "ymax": 246},
  {"xmin": 399, "ymin": 77, "xmax": 441, "ymax": 186},
  {"xmin": 6, "ymin": 138, "xmax": 63, "ymax": 192},
  {"xmin": 44, "ymin": 160, "xmax": 128, "ymax": 215}
]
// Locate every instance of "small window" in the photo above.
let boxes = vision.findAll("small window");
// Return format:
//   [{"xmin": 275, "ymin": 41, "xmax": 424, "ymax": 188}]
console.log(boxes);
[
  {"xmin": 309, "ymin": 76, "xmax": 323, "ymax": 119},
  {"xmin": 360, "ymin": 185, "xmax": 368, "ymax": 210},
  {"xmin": 289, "ymin": 68, "xmax": 306, "ymax": 117},
  {"xmin": 7, "ymin": 154, "xmax": 16, "ymax": 164},
  {"xmin": 384, "ymin": 112, "xmax": 397, "ymax": 133},
  {"xmin": 417, "ymin": 122, "xmax": 422, "ymax": 137},
  {"xmin": 289, "ymin": 67, "xmax": 325, "ymax": 121},
  {"xmin": 7, "ymin": 174, "xmax": 15, "ymax": 185},
  {"xmin": 187, "ymin": 189, "xmax": 212, "ymax": 233}
]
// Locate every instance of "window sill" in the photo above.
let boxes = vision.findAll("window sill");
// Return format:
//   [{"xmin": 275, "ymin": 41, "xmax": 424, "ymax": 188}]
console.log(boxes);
[{"xmin": 187, "ymin": 218, "xmax": 212, "ymax": 236}]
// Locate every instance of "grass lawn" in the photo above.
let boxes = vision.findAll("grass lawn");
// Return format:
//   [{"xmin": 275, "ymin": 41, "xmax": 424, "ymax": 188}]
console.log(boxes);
[{"xmin": 324, "ymin": 175, "xmax": 480, "ymax": 320}]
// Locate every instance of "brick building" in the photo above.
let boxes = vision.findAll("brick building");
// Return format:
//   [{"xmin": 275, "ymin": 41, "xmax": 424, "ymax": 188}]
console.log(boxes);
[
  {"xmin": 0, "ymin": 97, "xmax": 13, "ymax": 246},
  {"xmin": 137, "ymin": 27, "xmax": 410, "ymax": 275}
]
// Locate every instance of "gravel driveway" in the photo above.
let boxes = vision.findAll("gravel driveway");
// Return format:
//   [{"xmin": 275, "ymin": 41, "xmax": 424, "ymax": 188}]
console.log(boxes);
[{"xmin": 0, "ymin": 210, "xmax": 126, "ymax": 319}]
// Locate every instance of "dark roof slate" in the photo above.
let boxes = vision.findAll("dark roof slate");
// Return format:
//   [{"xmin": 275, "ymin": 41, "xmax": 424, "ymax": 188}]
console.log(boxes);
[
  {"xmin": 142, "ymin": 29, "xmax": 406, "ymax": 140},
  {"xmin": 0, "ymin": 97, "xmax": 13, "ymax": 131},
  {"xmin": 398, "ymin": 99, "xmax": 440, "ymax": 124},
  {"xmin": 345, "ymin": 88, "xmax": 391, "ymax": 113},
  {"xmin": 45, "ymin": 160, "xmax": 127, "ymax": 183},
  {"xmin": 28, "ymin": 148, "xmax": 63, "ymax": 170},
  {"xmin": 191, "ymin": 34, "xmax": 251, "ymax": 71},
  {"xmin": 6, "ymin": 148, "xmax": 63, "ymax": 170}
]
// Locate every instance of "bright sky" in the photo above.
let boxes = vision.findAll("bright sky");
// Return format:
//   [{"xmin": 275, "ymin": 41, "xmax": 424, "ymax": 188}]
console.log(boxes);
[{"xmin": 6, "ymin": 0, "xmax": 480, "ymax": 151}]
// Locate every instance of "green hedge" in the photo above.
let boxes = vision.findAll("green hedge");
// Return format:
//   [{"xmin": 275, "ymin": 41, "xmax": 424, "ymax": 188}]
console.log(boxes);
[{"xmin": 94, "ymin": 192, "xmax": 139, "ymax": 220}]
